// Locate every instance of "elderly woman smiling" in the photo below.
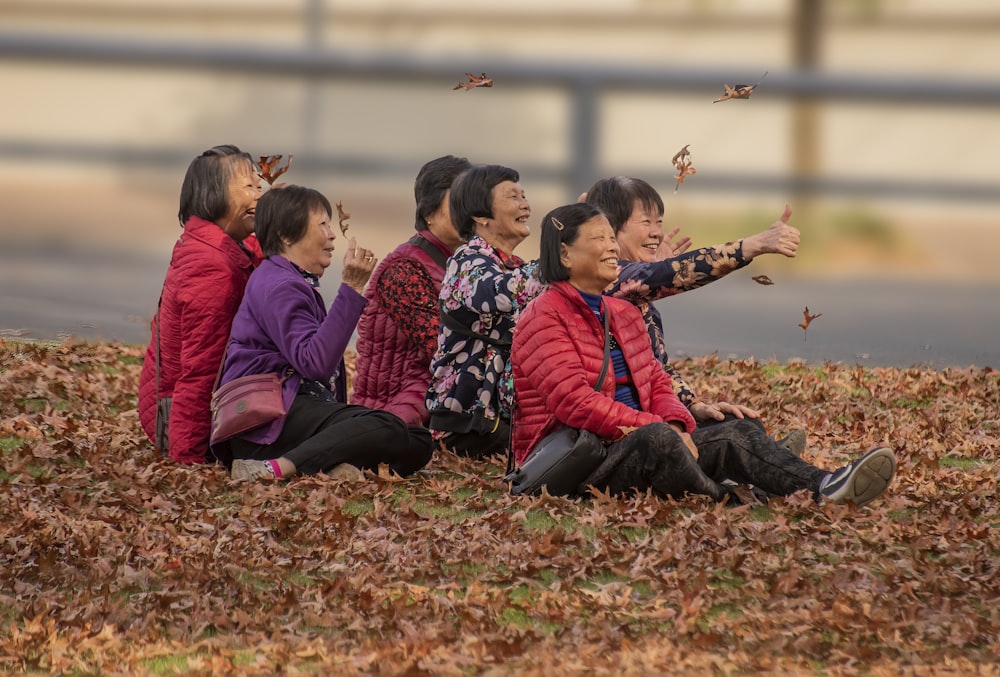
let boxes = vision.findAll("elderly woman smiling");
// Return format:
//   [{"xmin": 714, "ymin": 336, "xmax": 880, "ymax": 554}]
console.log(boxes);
[
  {"xmin": 510, "ymin": 202, "xmax": 896, "ymax": 507},
  {"xmin": 219, "ymin": 185, "xmax": 434, "ymax": 482},
  {"xmin": 426, "ymin": 164, "xmax": 542, "ymax": 458}
]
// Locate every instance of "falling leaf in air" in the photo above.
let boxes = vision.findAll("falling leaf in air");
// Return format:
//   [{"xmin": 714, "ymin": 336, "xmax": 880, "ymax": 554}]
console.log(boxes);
[
  {"xmin": 798, "ymin": 306, "xmax": 822, "ymax": 341},
  {"xmin": 336, "ymin": 201, "xmax": 351, "ymax": 236},
  {"xmin": 258, "ymin": 154, "xmax": 293, "ymax": 184},
  {"xmin": 752, "ymin": 274, "xmax": 774, "ymax": 286},
  {"xmin": 671, "ymin": 144, "xmax": 697, "ymax": 192},
  {"xmin": 453, "ymin": 72, "xmax": 494, "ymax": 91},
  {"xmin": 713, "ymin": 71, "xmax": 768, "ymax": 103}
]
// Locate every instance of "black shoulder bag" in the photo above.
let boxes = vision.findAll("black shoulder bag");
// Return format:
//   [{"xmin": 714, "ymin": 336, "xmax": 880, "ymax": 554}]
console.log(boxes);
[{"xmin": 504, "ymin": 309, "xmax": 611, "ymax": 497}]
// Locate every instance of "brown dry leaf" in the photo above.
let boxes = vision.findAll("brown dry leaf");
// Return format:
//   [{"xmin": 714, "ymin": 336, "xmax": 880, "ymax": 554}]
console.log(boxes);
[
  {"xmin": 671, "ymin": 144, "xmax": 696, "ymax": 193},
  {"xmin": 798, "ymin": 306, "xmax": 822, "ymax": 341},
  {"xmin": 257, "ymin": 154, "xmax": 293, "ymax": 184},
  {"xmin": 751, "ymin": 274, "xmax": 774, "ymax": 286},
  {"xmin": 713, "ymin": 71, "xmax": 768, "ymax": 103},
  {"xmin": 453, "ymin": 72, "xmax": 494, "ymax": 91},
  {"xmin": 336, "ymin": 200, "xmax": 351, "ymax": 236}
]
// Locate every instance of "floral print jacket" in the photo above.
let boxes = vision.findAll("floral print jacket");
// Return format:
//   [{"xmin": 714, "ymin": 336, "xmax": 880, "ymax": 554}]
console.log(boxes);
[
  {"xmin": 427, "ymin": 237, "xmax": 542, "ymax": 435},
  {"xmin": 605, "ymin": 241, "xmax": 750, "ymax": 406}
]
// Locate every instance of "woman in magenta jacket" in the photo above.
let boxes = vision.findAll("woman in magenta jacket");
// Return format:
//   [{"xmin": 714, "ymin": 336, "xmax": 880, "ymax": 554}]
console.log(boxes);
[{"xmin": 511, "ymin": 203, "xmax": 896, "ymax": 506}]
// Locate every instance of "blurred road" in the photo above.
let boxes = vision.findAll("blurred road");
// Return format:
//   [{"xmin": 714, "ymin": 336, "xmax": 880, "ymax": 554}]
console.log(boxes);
[{"xmin": 1, "ymin": 244, "xmax": 997, "ymax": 369}]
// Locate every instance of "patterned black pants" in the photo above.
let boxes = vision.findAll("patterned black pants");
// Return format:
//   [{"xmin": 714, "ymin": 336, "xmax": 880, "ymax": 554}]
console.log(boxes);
[{"xmin": 583, "ymin": 418, "xmax": 827, "ymax": 502}]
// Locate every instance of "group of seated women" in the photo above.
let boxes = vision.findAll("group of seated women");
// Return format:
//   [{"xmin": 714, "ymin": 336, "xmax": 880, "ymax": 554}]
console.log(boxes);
[{"xmin": 137, "ymin": 146, "xmax": 896, "ymax": 507}]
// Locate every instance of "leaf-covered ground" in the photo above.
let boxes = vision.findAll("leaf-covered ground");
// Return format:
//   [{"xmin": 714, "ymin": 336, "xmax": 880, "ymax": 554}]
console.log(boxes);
[{"xmin": 1, "ymin": 339, "xmax": 998, "ymax": 676}]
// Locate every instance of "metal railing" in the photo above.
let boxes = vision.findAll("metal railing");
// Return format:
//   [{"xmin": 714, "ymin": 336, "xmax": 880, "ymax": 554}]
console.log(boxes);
[{"xmin": 2, "ymin": 29, "xmax": 999, "ymax": 203}]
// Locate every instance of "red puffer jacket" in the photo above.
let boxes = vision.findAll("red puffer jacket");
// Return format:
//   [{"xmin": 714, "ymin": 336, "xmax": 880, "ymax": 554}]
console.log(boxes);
[
  {"xmin": 511, "ymin": 281, "xmax": 695, "ymax": 465},
  {"xmin": 137, "ymin": 217, "xmax": 262, "ymax": 464},
  {"xmin": 352, "ymin": 232, "xmax": 449, "ymax": 425}
]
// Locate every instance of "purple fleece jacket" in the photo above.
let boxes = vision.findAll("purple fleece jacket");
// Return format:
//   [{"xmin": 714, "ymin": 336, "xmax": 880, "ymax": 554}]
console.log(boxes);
[{"xmin": 219, "ymin": 255, "xmax": 368, "ymax": 445}]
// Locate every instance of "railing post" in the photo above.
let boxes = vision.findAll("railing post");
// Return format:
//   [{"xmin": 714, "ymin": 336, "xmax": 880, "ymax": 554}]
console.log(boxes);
[{"xmin": 570, "ymin": 79, "xmax": 599, "ymax": 199}]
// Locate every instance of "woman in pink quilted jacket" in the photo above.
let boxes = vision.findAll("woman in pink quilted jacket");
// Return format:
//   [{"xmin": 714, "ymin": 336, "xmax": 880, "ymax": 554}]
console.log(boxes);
[
  {"xmin": 137, "ymin": 145, "xmax": 264, "ymax": 465},
  {"xmin": 511, "ymin": 203, "xmax": 896, "ymax": 507}
]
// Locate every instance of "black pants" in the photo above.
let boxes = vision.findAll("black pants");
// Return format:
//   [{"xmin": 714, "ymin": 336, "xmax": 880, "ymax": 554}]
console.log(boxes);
[
  {"xmin": 584, "ymin": 419, "xmax": 826, "ymax": 502},
  {"xmin": 231, "ymin": 392, "xmax": 433, "ymax": 477},
  {"xmin": 442, "ymin": 420, "xmax": 511, "ymax": 459}
]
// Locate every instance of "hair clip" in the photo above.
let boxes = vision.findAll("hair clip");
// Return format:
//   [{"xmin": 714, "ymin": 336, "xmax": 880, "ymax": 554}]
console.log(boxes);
[{"xmin": 551, "ymin": 217, "xmax": 565, "ymax": 231}]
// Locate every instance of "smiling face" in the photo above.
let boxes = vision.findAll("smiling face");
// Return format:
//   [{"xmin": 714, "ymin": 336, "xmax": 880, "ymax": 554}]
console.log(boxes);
[
  {"xmin": 616, "ymin": 200, "xmax": 664, "ymax": 263},
  {"xmin": 282, "ymin": 207, "xmax": 336, "ymax": 277},
  {"xmin": 562, "ymin": 215, "xmax": 620, "ymax": 295},
  {"xmin": 217, "ymin": 158, "xmax": 262, "ymax": 241},
  {"xmin": 477, "ymin": 180, "xmax": 531, "ymax": 253}
]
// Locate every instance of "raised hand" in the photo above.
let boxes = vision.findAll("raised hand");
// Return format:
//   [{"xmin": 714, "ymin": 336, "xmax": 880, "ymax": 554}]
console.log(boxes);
[
  {"xmin": 741, "ymin": 204, "xmax": 799, "ymax": 259},
  {"xmin": 342, "ymin": 237, "xmax": 377, "ymax": 294}
]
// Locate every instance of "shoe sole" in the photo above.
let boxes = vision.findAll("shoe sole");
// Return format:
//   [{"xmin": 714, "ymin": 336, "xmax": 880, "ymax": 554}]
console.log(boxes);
[{"xmin": 827, "ymin": 447, "xmax": 896, "ymax": 507}]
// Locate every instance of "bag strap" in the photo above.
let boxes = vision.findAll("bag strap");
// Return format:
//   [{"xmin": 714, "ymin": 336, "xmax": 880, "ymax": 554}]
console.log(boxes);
[
  {"xmin": 439, "ymin": 310, "xmax": 513, "ymax": 348},
  {"xmin": 408, "ymin": 233, "xmax": 450, "ymax": 269},
  {"xmin": 153, "ymin": 295, "xmax": 166, "ymax": 455},
  {"xmin": 504, "ymin": 302, "xmax": 612, "ymax": 475}
]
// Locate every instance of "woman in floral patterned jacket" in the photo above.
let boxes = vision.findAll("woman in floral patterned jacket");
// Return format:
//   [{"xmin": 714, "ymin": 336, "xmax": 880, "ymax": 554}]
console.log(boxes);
[
  {"xmin": 585, "ymin": 176, "xmax": 806, "ymax": 450},
  {"xmin": 426, "ymin": 164, "xmax": 542, "ymax": 458}
]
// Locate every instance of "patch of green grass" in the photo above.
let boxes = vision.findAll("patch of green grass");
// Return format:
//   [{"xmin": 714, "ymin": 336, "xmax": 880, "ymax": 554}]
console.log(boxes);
[
  {"xmin": 0, "ymin": 437, "xmax": 24, "ymax": 453},
  {"xmin": 748, "ymin": 505, "xmax": 773, "ymax": 521},
  {"xmin": 497, "ymin": 607, "xmax": 562, "ymax": 634},
  {"xmin": 141, "ymin": 651, "xmax": 207, "ymax": 674},
  {"xmin": 619, "ymin": 526, "xmax": 649, "ymax": 544},
  {"xmin": 890, "ymin": 397, "xmax": 934, "ymax": 410},
  {"xmin": 342, "ymin": 498, "xmax": 374, "ymax": 517},
  {"xmin": 939, "ymin": 456, "xmax": 985, "ymax": 470},
  {"xmin": 522, "ymin": 511, "xmax": 558, "ymax": 531},
  {"xmin": 708, "ymin": 571, "xmax": 746, "ymax": 590},
  {"xmin": 412, "ymin": 500, "xmax": 479, "ymax": 523},
  {"xmin": 696, "ymin": 602, "xmax": 742, "ymax": 631}
]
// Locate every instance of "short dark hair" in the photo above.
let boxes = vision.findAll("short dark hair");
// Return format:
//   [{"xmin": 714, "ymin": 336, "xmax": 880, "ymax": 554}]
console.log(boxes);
[
  {"xmin": 583, "ymin": 176, "xmax": 663, "ymax": 234},
  {"xmin": 254, "ymin": 185, "xmax": 333, "ymax": 257},
  {"xmin": 413, "ymin": 155, "xmax": 472, "ymax": 232},
  {"xmin": 449, "ymin": 164, "xmax": 520, "ymax": 242},
  {"xmin": 177, "ymin": 144, "xmax": 255, "ymax": 226},
  {"xmin": 538, "ymin": 202, "xmax": 605, "ymax": 285}
]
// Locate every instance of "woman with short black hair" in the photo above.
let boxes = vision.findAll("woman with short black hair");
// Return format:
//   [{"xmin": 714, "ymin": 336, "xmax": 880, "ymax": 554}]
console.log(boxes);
[
  {"xmin": 220, "ymin": 185, "xmax": 434, "ymax": 481},
  {"xmin": 426, "ymin": 164, "xmax": 541, "ymax": 458}
]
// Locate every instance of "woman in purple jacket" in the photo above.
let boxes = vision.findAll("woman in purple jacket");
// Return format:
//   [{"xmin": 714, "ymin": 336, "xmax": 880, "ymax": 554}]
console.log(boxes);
[{"xmin": 219, "ymin": 185, "xmax": 434, "ymax": 482}]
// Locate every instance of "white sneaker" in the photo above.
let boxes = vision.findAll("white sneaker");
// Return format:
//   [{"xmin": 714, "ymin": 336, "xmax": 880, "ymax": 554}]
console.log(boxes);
[{"xmin": 820, "ymin": 447, "xmax": 896, "ymax": 507}]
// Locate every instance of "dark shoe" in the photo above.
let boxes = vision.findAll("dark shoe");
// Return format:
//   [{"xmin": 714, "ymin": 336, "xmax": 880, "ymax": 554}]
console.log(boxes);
[
  {"xmin": 776, "ymin": 429, "xmax": 807, "ymax": 457},
  {"xmin": 820, "ymin": 447, "xmax": 896, "ymax": 507}
]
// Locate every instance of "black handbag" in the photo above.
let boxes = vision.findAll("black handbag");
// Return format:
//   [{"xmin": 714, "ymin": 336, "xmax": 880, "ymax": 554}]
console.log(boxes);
[{"xmin": 505, "ymin": 309, "xmax": 612, "ymax": 497}]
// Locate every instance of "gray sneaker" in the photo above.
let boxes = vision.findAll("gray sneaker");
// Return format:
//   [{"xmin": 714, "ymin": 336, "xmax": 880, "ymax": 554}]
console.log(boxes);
[
  {"xmin": 820, "ymin": 447, "xmax": 896, "ymax": 507},
  {"xmin": 231, "ymin": 458, "xmax": 277, "ymax": 482}
]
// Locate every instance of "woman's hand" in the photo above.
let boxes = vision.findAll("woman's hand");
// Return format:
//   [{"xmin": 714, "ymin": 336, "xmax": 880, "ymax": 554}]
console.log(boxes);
[
  {"xmin": 740, "ymin": 204, "xmax": 799, "ymax": 259},
  {"xmin": 656, "ymin": 226, "xmax": 692, "ymax": 259},
  {"xmin": 689, "ymin": 400, "xmax": 760, "ymax": 423},
  {"xmin": 342, "ymin": 237, "xmax": 377, "ymax": 294}
]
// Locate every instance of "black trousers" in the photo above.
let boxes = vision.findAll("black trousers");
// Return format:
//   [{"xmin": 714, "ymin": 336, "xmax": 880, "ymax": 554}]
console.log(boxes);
[
  {"xmin": 442, "ymin": 420, "xmax": 511, "ymax": 459},
  {"xmin": 584, "ymin": 418, "xmax": 826, "ymax": 502},
  {"xmin": 231, "ymin": 392, "xmax": 433, "ymax": 477}
]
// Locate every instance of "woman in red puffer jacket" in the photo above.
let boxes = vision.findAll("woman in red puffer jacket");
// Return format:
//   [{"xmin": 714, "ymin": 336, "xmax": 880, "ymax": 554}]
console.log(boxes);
[
  {"xmin": 511, "ymin": 203, "xmax": 896, "ymax": 508},
  {"xmin": 137, "ymin": 145, "xmax": 263, "ymax": 465}
]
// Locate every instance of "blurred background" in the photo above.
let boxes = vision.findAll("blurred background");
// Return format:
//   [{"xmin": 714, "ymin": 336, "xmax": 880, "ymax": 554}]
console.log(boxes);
[{"xmin": 1, "ymin": 0, "xmax": 998, "ymax": 367}]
